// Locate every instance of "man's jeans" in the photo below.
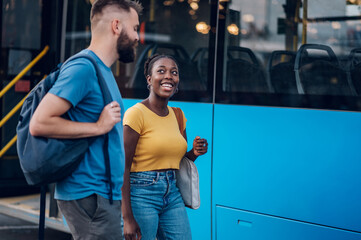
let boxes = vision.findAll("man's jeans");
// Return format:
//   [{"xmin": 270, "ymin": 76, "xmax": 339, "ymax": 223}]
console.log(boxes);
[{"xmin": 130, "ymin": 170, "xmax": 192, "ymax": 240}]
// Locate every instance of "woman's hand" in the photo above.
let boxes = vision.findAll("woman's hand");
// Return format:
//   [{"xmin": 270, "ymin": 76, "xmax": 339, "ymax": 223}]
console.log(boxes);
[
  {"xmin": 123, "ymin": 216, "xmax": 142, "ymax": 240},
  {"xmin": 192, "ymin": 136, "xmax": 208, "ymax": 156}
]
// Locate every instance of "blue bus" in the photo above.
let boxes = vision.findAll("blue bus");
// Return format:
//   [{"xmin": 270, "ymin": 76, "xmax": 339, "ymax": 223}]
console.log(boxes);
[{"xmin": 1, "ymin": 0, "xmax": 361, "ymax": 239}]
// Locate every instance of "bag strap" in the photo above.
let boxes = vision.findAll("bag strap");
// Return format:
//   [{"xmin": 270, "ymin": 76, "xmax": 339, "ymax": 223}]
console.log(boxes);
[
  {"xmin": 63, "ymin": 53, "xmax": 113, "ymax": 105},
  {"xmin": 62, "ymin": 54, "xmax": 113, "ymax": 203},
  {"xmin": 38, "ymin": 186, "xmax": 46, "ymax": 240},
  {"xmin": 172, "ymin": 107, "xmax": 185, "ymax": 138}
]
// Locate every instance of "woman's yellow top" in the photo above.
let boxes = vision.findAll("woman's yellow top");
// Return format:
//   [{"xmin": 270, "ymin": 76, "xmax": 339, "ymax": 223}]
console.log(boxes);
[{"xmin": 123, "ymin": 103, "xmax": 188, "ymax": 172}]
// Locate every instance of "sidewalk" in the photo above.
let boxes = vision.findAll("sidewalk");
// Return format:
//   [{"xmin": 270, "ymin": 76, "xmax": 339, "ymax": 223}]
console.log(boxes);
[{"xmin": 0, "ymin": 193, "xmax": 70, "ymax": 233}]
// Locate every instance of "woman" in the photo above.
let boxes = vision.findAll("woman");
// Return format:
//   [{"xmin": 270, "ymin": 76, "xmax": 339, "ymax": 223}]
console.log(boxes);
[{"xmin": 122, "ymin": 54, "xmax": 208, "ymax": 240}]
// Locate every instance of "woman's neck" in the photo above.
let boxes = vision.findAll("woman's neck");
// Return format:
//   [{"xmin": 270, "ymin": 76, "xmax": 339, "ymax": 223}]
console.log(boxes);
[{"xmin": 142, "ymin": 97, "xmax": 169, "ymax": 117}]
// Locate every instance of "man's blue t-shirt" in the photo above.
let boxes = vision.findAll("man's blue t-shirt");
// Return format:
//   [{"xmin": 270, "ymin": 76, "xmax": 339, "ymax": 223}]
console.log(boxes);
[{"xmin": 49, "ymin": 49, "xmax": 125, "ymax": 201}]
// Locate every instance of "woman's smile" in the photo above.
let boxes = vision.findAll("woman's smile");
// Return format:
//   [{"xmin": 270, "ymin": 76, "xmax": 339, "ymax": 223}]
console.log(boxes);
[{"xmin": 160, "ymin": 82, "xmax": 174, "ymax": 91}]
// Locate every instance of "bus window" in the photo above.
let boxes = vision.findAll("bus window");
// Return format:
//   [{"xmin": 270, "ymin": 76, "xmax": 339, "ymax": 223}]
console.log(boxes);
[
  {"xmin": 215, "ymin": 0, "xmax": 361, "ymax": 112},
  {"xmin": 2, "ymin": 0, "xmax": 41, "ymax": 49},
  {"xmin": 63, "ymin": 0, "xmax": 214, "ymax": 103},
  {"xmin": 63, "ymin": 1, "xmax": 92, "ymax": 61},
  {"xmin": 122, "ymin": 0, "xmax": 214, "ymax": 102}
]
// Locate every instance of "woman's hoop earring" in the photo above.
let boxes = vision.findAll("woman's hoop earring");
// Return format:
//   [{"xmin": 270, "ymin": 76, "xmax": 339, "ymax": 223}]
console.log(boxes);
[
  {"xmin": 147, "ymin": 84, "xmax": 151, "ymax": 90},
  {"xmin": 174, "ymin": 88, "xmax": 179, "ymax": 94}
]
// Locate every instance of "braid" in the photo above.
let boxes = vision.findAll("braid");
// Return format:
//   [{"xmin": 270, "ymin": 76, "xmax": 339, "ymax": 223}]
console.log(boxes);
[{"xmin": 144, "ymin": 54, "xmax": 160, "ymax": 78}]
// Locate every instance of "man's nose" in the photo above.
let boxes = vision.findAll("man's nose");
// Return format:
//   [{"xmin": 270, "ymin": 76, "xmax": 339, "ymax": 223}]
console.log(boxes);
[{"xmin": 135, "ymin": 32, "xmax": 139, "ymax": 42}]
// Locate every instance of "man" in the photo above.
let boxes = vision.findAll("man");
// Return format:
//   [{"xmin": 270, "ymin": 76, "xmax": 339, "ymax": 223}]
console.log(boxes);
[{"xmin": 29, "ymin": 0, "xmax": 142, "ymax": 239}]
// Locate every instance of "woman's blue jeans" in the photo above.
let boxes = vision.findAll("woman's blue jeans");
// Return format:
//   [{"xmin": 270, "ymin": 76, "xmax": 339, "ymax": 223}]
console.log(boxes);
[{"xmin": 130, "ymin": 170, "xmax": 192, "ymax": 240}]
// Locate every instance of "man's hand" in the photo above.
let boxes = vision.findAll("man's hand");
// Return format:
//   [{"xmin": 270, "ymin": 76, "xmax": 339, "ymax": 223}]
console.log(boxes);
[{"xmin": 96, "ymin": 101, "xmax": 121, "ymax": 134}]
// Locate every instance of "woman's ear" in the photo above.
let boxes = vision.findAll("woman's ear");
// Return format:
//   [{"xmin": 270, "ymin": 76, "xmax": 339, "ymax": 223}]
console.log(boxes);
[{"xmin": 146, "ymin": 75, "xmax": 151, "ymax": 85}]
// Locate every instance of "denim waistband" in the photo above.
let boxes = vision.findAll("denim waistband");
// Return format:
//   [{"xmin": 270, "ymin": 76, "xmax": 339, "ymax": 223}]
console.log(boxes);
[{"xmin": 130, "ymin": 170, "xmax": 176, "ymax": 179}]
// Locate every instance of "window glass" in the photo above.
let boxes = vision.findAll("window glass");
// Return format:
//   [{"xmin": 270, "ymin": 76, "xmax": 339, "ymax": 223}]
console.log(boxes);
[
  {"xmin": 2, "ymin": 0, "xmax": 41, "ymax": 49},
  {"xmin": 122, "ymin": 0, "xmax": 213, "ymax": 102},
  {"xmin": 64, "ymin": 1, "xmax": 92, "ymax": 59},
  {"xmin": 64, "ymin": 0, "xmax": 214, "ymax": 103},
  {"xmin": 216, "ymin": 0, "xmax": 361, "ymax": 111}
]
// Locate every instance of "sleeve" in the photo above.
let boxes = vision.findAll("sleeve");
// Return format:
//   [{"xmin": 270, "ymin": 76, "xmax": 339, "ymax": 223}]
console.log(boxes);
[
  {"xmin": 49, "ymin": 59, "xmax": 95, "ymax": 107},
  {"xmin": 181, "ymin": 109, "xmax": 187, "ymax": 132},
  {"xmin": 123, "ymin": 106, "xmax": 143, "ymax": 134}
]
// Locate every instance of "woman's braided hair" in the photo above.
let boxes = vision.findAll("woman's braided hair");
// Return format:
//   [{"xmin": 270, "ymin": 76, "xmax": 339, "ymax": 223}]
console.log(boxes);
[{"xmin": 144, "ymin": 54, "xmax": 178, "ymax": 78}]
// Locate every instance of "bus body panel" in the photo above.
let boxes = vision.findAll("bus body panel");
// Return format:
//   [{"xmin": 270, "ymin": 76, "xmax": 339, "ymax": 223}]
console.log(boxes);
[
  {"xmin": 123, "ymin": 99, "xmax": 213, "ymax": 240},
  {"xmin": 213, "ymin": 104, "xmax": 361, "ymax": 236},
  {"xmin": 216, "ymin": 206, "xmax": 361, "ymax": 240}
]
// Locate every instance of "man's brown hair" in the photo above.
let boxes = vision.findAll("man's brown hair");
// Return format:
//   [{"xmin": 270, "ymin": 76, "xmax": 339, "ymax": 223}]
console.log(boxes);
[{"xmin": 90, "ymin": 0, "xmax": 143, "ymax": 21}]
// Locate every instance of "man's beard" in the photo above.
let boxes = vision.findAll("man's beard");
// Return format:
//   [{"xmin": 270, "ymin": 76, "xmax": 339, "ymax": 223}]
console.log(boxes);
[{"xmin": 117, "ymin": 30, "xmax": 137, "ymax": 63}]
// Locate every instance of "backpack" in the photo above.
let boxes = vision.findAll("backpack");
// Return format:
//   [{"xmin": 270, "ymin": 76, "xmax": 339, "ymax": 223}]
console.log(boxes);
[{"xmin": 16, "ymin": 53, "xmax": 113, "ymax": 187}]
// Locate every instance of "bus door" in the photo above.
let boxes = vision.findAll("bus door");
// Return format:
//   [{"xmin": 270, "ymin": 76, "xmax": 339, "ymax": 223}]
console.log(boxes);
[{"xmin": 0, "ymin": 0, "xmax": 61, "ymax": 193}]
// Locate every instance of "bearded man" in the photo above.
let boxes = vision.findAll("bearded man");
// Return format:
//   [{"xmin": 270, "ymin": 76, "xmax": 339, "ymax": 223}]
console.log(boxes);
[{"xmin": 29, "ymin": 1, "xmax": 142, "ymax": 239}]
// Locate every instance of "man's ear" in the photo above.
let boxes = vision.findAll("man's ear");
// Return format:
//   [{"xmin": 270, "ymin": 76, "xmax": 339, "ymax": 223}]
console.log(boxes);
[{"xmin": 111, "ymin": 19, "xmax": 122, "ymax": 35}]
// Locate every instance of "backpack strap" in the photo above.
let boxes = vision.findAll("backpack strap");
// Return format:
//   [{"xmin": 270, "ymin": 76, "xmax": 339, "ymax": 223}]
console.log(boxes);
[
  {"xmin": 38, "ymin": 186, "xmax": 46, "ymax": 240},
  {"xmin": 172, "ymin": 107, "xmax": 185, "ymax": 138},
  {"xmin": 63, "ymin": 53, "xmax": 113, "ymax": 105},
  {"xmin": 62, "ymin": 53, "xmax": 114, "ymax": 203}
]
